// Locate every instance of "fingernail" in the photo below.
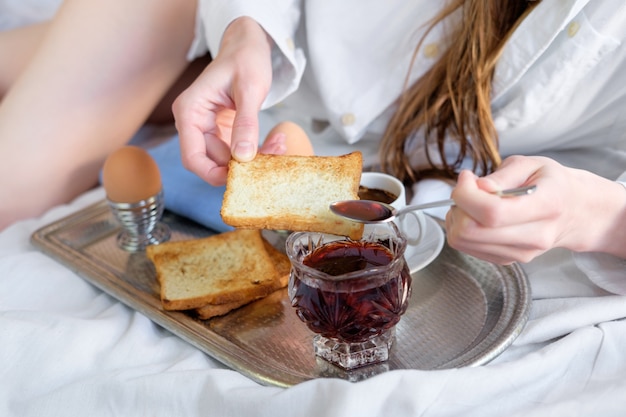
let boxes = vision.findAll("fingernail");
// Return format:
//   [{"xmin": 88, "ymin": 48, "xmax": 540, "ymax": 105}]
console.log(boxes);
[{"xmin": 233, "ymin": 141, "xmax": 255, "ymax": 162}]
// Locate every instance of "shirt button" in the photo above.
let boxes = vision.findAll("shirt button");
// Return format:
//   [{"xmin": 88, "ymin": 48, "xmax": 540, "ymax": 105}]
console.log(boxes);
[
  {"xmin": 341, "ymin": 113, "xmax": 356, "ymax": 126},
  {"xmin": 423, "ymin": 43, "xmax": 439, "ymax": 59},
  {"xmin": 285, "ymin": 37, "xmax": 295, "ymax": 51},
  {"xmin": 567, "ymin": 21, "xmax": 580, "ymax": 37},
  {"xmin": 493, "ymin": 116, "xmax": 509, "ymax": 131}
]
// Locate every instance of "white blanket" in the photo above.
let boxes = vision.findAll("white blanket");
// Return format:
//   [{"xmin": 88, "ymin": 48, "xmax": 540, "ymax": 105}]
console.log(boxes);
[{"xmin": 2, "ymin": 183, "xmax": 626, "ymax": 417}]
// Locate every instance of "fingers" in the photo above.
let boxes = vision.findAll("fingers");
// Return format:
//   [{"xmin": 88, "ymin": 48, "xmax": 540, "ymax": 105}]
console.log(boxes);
[
  {"xmin": 230, "ymin": 111, "xmax": 259, "ymax": 162},
  {"xmin": 172, "ymin": 57, "xmax": 239, "ymax": 186},
  {"xmin": 476, "ymin": 155, "xmax": 545, "ymax": 192},
  {"xmin": 229, "ymin": 73, "xmax": 269, "ymax": 161},
  {"xmin": 451, "ymin": 170, "xmax": 528, "ymax": 228},
  {"xmin": 217, "ymin": 17, "xmax": 272, "ymax": 163},
  {"xmin": 445, "ymin": 207, "xmax": 556, "ymax": 264},
  {"xmin": 452, "ymin": 161, "xmax": 554, "ymax": 229},
  {"xmin": 175, "ymin": 17, "xmax": 272, "ymax": 178},
  {"xmin": 178, "ymin": 122, "xmax": 231, "ymax": 186},
  {"xmin": 446, "ymin": 156, "xmax": 567, "ymax": 264},
  {"xmin": 175, "ymin": 96, "xmax": 232, "ymax": 186},
  {"xmin": 259, "ymin": 132, "xmax": 287, "ymax": 155}
]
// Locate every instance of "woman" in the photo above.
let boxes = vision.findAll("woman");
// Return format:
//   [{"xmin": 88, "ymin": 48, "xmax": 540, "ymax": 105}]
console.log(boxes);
[
  {"xmin": 2, "ymin": 0, "xmax": 624, "ymax": 265},
  {"xmin": 173, "ymin": 0, "xmax": 626, "ymax": 264}
]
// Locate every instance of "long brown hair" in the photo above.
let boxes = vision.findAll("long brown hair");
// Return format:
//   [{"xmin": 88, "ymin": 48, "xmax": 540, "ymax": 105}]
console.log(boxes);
[{"xmin": 380, "ymin": 0, "xmax": 541, "ymax": 184}]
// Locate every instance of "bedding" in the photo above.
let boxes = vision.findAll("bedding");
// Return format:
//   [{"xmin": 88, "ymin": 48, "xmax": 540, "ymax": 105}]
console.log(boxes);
[{"xmin": 2, "ymin": 136, "xmax": 626, "ymax": 416}]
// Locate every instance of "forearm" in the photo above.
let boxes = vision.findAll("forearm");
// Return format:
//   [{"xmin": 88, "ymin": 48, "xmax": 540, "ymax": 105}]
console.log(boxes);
[{"xmin": 588, "ymin": 180, "xmax": 626, "ymax": 258}]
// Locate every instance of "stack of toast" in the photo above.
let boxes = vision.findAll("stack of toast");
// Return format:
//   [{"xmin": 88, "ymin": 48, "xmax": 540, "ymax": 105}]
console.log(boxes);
[
  {"xmin": 146, "ymin": 229, "xmax": 290, "ymax": 319},
  {"xmin": 146, "ymin": 152, "xmax": 363, "ymax": 318}
]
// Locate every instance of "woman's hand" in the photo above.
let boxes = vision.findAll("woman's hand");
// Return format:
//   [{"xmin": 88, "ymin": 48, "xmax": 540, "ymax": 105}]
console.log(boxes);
[
  {"xmin": 446, "ymin": 155, "xmax": 626, "ymax": 264},
  {"xmin": 172, "ymin": 17, "xmax": 278, "ymax": 186}
]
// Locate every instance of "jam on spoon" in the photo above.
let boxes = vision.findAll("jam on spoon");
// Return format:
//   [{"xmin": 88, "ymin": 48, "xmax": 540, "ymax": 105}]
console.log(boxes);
[{"xmin": 330, "ymin": 185, "xmax": 537, "ymax": 224}]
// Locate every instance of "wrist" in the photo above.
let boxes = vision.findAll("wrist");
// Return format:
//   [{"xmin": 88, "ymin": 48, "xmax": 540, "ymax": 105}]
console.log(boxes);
[
  {"xmin": 221, "ymin": 17, "xmax": 272, "ymax": 55},
  {"xmin": 598, "ymin": 180, "xmax": 626, "ymax": 258},
  {"xmin": 565, "ymin": 171, "xmax": 626, "ymax": 258}
]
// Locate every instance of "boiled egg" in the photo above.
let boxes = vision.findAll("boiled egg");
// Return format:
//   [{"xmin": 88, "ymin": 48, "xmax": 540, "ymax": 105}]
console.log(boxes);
[
  {"xmin": 265, "ymin": 121, "xmax": 314, "ymax": 156},
  {"xmin": 102, "ymin": 146, "xmax": 162, "ymax": 203}
]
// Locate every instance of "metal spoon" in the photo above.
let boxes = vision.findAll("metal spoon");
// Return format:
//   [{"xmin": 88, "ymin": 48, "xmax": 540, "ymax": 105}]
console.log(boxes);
[{"xmin": 330, "ymin": 185, "xmax": 537, "ymax": 224}]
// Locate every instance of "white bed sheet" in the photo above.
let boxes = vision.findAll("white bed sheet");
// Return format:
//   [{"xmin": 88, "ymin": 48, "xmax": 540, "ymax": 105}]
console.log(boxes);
[{"xmin": 2, "ymin": 182, "xmax": 626, "ymax": 417}]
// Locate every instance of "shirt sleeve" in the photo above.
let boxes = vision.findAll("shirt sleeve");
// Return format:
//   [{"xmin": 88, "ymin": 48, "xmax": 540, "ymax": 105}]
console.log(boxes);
[{"xmin": 190, "ymin": 0, "xmax": 306, "ymax": 109}]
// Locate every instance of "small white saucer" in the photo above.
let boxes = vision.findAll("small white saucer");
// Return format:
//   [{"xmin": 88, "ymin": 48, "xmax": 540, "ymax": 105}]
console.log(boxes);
[{"xmin": 403, "ymin": 215, "xmax": 445, "ymax": 274}]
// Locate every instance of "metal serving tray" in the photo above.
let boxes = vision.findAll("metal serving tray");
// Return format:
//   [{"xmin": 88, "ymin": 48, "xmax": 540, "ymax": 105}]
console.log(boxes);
[{"xmin": 31, "ymin": 200, "xmax": 531, "ymax": 387}]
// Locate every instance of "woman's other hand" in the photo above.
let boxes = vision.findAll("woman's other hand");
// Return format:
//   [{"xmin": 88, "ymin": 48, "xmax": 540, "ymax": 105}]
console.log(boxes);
[{"xmin": 446, "ymin": 155, "xmax": 626, "ymax": 264}]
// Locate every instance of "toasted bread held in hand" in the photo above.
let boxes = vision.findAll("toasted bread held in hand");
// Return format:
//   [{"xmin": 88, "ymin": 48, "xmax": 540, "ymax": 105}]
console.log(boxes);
[
  {"xmin": 221, "ymin": 152, "xmax": 364, "ymax": 239},
  {"xmin": 146, "ymin": 229, "xmax": 280, "ymax": 311}
]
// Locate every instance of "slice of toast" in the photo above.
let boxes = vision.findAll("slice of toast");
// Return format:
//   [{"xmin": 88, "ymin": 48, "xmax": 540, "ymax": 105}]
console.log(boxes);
[
  {"xmin": 220, "ymin": 152, "xmax": 364, "ymax": 239},
  {"xmin": 194, "ymin": 238, "xmax": 292, "ymax": 319},
  {"xmin": 146, "ymin": 229, "xmax": 280, "ymax": 311}
]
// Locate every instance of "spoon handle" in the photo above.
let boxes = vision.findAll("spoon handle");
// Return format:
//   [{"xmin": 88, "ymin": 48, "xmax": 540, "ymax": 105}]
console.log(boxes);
[
  {"xmin": 396, "ymin": 199, "xmax": 456, "ymax": 214},
  {"xmin": 493, "ymin": 184, "xmax": 537, "ymax": 197},
  {"xmin": 396, "ymin": 185, "xmax": 536, "ymax": 216}
]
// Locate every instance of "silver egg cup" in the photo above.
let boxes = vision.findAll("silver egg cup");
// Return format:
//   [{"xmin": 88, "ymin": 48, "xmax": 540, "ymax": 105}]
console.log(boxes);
[{"xmin": 107, "ymin": 189, "xmax": 170, "ymax": 252}]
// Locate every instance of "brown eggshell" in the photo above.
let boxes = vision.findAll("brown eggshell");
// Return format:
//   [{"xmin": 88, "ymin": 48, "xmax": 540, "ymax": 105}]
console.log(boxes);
[
  {"xmin": 265, "ymin": 121, "xmax": 314, "ymax": 156},
  {"xmin": 102, "ymin": 146, "xmax": 162, "ymax": 203}
]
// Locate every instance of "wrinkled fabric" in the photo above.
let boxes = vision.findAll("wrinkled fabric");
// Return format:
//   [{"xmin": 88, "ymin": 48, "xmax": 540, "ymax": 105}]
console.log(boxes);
[{"xmin": 2, "ymin": 187, "xmax": 626, "ymax": 417}]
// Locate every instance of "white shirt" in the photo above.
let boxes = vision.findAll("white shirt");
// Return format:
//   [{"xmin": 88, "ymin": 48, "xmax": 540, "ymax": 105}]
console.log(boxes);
[
  {"xmin": 192, "ymin": 0, "xmax": 626, "ymax": 284},
  {"xmin": 192, "ymin": 0, "xmax": 626, "ymax": 171},
  {"xmin": 0, "ymin": 0, "xmax": 62, "ymax": 30}
]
